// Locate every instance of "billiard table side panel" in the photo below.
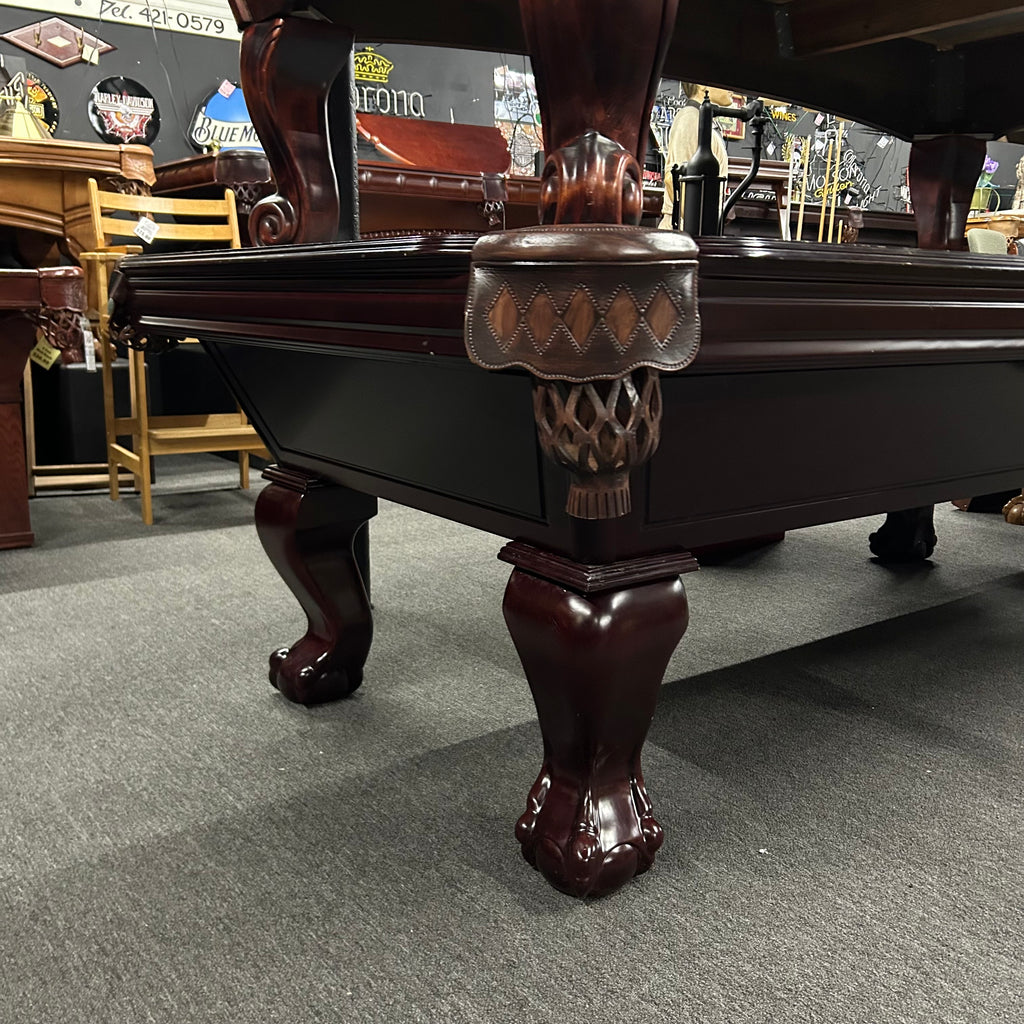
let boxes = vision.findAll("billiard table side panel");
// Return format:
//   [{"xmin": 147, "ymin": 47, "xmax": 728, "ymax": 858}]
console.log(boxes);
[
  {"xmin": 113, "ymin": 238, "xmax": 1024, "ymax": 559},
  {"xmin": 205, "ymin": 329, "xmax": 1024, "ymax": 560},
  {"xmin": 205, "ymin": 336, "xmax": 550, "ymax": 522},
  {"xmin": 646, "ymin": 360, "xmax": 1024, "ymax": 545}
]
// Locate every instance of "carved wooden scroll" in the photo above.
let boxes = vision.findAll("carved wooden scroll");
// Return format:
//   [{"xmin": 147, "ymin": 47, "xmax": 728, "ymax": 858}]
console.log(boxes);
[
  {"xmin": 240, "ymin": 15, "xmax": 358, "ymax": 245},
  {"xmin": 98, "ymin": 177, "xmax": 152, "ymax": 198},
  {"xmin": 521, "ymin": 0, "xmax": 675, "ymax": 227}
]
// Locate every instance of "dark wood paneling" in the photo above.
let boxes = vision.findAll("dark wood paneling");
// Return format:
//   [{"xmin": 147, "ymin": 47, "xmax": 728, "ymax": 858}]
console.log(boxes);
[
  {"xmin": 651, "ymin": 362, "xmax": 1024, "ymax": 530},
  {"xmin": 115, "ymin": 234, "xmax": 1024, "ymax": 557},
  {"xmin": 209, "ymin": 339, "xmax": 547, "ymax": 520}
]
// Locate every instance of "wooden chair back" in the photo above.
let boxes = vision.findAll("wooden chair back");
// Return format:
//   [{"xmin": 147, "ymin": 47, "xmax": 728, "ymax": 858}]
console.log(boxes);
[
  {"xmin": 80, "ymin": 177, "xmax": 263, "ymax": 525},
  {"xmin": 87, "ymin": 177, "xmax": 241, "ymax": 250}
]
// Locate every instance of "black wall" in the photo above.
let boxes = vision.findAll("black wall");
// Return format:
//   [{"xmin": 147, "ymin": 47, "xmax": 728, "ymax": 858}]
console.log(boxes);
[
  {"xmin": 1, "ymin": 6, "xmax": 243, "ymax": 162},
  {"xmin": 4, "ymin": 4, "xmax": 1020, "ymax": 214},
  {"xmin": 0, "ymin": 6, "xmax": 501, "ymax": 163}
]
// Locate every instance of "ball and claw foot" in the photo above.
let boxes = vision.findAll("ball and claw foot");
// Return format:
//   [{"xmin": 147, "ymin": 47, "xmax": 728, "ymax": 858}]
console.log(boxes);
[
  {"xmin": 514, "ymin": 766, "xmax": 665, "ymax": 898},
  {"xmin": 268, "ymin": 643, "xmax": 363, "ymax": 705},
  {"xmin": 1002, "ymin": 493, "xmax": 1024, "ymax": 524},
  {"xmin": 869, "ymin": 507, "xmax": 937, "ymax": 563}
]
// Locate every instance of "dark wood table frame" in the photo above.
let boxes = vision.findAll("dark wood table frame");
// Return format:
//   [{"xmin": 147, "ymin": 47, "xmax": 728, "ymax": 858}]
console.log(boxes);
[
  {"xmin": 113, "ymin": 0, "xmax": 1024, "ymax": 898},
  {"xmin": 0, "ymin": 268, "xmax": 85, "ymax": 548}
]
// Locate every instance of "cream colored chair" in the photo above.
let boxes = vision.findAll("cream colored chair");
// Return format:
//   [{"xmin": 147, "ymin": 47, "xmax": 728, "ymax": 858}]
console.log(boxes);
[
  {"xmin": 81, "ymin": 177, "xmax": 268, "ymax": 524},
  {"xmin": 966, "ymin": 227, "xmax": 1009, "ymax": 254}
]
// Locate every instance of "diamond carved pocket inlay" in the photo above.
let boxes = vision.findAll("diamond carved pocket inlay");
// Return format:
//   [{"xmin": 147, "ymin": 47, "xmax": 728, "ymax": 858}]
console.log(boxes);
[
  {"xmin": 526, "ymin": 288, "xmax": 559, "ymax": 351},
  {"xmin": 487, "ymin": 285, "xmax": 520, "ymax": 351},
  {"xmin": 562, "ymin": 289, "xmax": 598, "ymax": 352},
  {"xmin": 644, "ymin": 287, "xmax": 682, "ymax": 346},
  {"xmin": 605, "ymin": 289, "xmax": 642, "ymax": 350}
]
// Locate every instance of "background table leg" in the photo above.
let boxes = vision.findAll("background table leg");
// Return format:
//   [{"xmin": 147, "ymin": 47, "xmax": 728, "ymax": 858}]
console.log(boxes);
[
  {"xmin": 868, "ymin": 506, "xmax": 937, "ymax": 563},
  {"xmin": 255, "ymin": 466, "xmax": 376, "ymax": 704},
  {"xmin": 0, "ymin": 316, "xmax": 36, "ymax": 549}
]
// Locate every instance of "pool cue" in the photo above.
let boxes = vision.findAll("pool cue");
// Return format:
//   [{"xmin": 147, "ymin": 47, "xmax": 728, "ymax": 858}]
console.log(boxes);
[
  {"xmin": 782, "ymin": 140, "xmax": 796, "ymax": 240},
  {"xmin": 827, "ymin": 120, "xmax": 845, "ymax": 243},
  {"xmin": 818, "ymin": 136, "xmax": 834, "ymax": 242},
  {"xmin": 796, "ymin": 135, "xmax": 811, "ymax": 240}
]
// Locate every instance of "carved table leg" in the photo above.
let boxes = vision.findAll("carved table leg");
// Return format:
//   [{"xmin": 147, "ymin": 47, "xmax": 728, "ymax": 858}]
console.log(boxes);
[
  {"xmin": 868, "ymin": 506, "xmax": 937, "ymax": 562},
  {"xmin": 0, "ymin": 316, "xmax": 37, "ymax": 549},
  {"xmin": 909, "ymin": 135, "xmax": 986, "ymax": 252},
  {"xmin": 501, "ymin": 542, "xmax": 696, "ymax": 897},
  {"xmin": 1002, "ymin": 491, "xmax": 1024, "ymax": 524},
  {"xmin": 239, "ymin": 15, "xmax": 358, "ymax": 245},
  {"xmin": 255, "ymin": 466, "xmax": 377, "ymax": 704}
]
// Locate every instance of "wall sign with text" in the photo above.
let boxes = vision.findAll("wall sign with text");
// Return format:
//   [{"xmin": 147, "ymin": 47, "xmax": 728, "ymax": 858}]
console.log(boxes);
[
  {"xmin": 22, "ymin": 71, "xmax": 58, "ymax": 133},
  {"xmin": 189, "ymin": 81, "xmax": 262, "ymax": 151},
  {"xmin": 88, "ymin": 77, "xmax": 159, "ymax": 145},
  {"xmin": 0, "ymin": 0, "xmax": 240, "ymax": 41},
  {"xmin": 0, "ymin": 69, "xmax": 59, "ymax": 134},
  {"xmin": 351, "ymin": 46, "xmax": 426, "ymax": 119}
]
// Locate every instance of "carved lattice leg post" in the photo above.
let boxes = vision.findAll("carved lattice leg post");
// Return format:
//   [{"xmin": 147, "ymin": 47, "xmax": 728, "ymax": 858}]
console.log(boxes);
[
  {"xmin": 255, "ymin": 466, "xmax": 376, "ymax": 704},
  {"xmin": 501, "ymin": 543, "xmax": 695, "ymax": 897},
  {"xmin": 460, "ymin": 0, "xmax": 696, "ymax": 896},
  {"xmin": 466, "ymin": 228, "xmax": 699, "ymax": 896}
]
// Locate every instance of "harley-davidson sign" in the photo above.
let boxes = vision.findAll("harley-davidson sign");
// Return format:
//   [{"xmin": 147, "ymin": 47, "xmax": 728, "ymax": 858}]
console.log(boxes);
[{"xmin": 88, "ymin": 76, "xmax": 159, "ymax": 145}]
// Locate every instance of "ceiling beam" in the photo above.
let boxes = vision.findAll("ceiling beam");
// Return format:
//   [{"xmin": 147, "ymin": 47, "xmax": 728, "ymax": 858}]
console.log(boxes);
[{"xmin": 784, "ymin": 0, "xmax": 1024, "ymax": 55}]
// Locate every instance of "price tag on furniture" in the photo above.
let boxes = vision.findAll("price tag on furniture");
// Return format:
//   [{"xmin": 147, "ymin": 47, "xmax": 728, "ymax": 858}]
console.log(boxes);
[
  {"xmin": 134, "ymin": 217, "xmax": 160, "ymax": 244},
  {"xmin": 29, "ymin": 336, "xmax": 61, "ymax": 370},
  {"xmin": 80, "ymin": 316, "xmax": 97, "ymax": 372}
]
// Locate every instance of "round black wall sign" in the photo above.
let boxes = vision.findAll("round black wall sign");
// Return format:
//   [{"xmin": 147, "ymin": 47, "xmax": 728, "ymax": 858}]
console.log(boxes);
[
  {"xmin": 88, "ymin": 77, "xmax": 159, "ymax": 145},
  {"xmin": 24, "ymin": 74, "xmax": 59, "ymax": 134}
]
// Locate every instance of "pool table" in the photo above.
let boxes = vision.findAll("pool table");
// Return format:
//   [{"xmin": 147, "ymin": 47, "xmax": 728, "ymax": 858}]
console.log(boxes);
[{"xmin": 111, "ymin": 0, "xmax": 1024, "ymax": 897}]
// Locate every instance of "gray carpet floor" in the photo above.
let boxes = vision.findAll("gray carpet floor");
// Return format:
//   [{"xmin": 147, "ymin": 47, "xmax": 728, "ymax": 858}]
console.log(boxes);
[{"xmin": 1, "ymin": 455, "xmax": 1022, "ymax": 1023}]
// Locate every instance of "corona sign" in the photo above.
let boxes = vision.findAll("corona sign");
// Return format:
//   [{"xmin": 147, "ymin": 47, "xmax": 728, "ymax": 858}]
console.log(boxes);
[{"xmin": 353, "ymin": 46, "xmax": 393, "ymax": 84}]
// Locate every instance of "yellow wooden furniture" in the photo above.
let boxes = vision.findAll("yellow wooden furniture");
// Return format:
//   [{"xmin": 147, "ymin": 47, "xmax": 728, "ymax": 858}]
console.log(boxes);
[
  {"xmin": 81, "ymin": 177, "xmax": 268, "ymax": 524},
  {"xmin": 0, "ymin": 136, "xmax": 155, "ymax": 492},
  {"xmin": 966, "ymin": 210, "xmax": 1024, "ymax": 248}
]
